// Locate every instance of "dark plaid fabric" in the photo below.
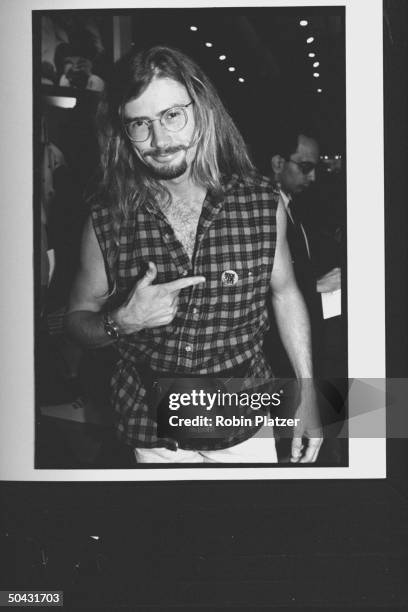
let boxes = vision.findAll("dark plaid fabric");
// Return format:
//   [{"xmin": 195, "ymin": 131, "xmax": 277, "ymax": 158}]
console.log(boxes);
[{"xmin": 91, "ymin": 173, "xmax": 280, "ymax": 449}]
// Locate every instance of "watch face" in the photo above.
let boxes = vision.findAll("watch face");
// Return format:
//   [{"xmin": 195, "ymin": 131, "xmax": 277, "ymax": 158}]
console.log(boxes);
[{"xmin": 104, "ymin": 319, "xmax": 119, "ymax": 340}]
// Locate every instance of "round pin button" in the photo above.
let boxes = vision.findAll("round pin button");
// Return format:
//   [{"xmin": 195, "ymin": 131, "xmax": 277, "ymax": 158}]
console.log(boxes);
[
  {"xmin": 221, "ymin": 269, "xmax": 239, "ymax": 286},
  {"xmin": 185, "ymin": 344, "xmax": 192, "ymax": 352}
]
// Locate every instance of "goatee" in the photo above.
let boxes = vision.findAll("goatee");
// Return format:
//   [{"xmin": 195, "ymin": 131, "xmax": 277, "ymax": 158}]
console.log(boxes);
[{"xmin": 149, "ymin": 158, "xmax": 188, "ymax": 180}]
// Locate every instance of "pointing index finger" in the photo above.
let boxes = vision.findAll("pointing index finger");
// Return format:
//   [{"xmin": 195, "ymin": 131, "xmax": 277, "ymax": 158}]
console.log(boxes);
[{"xmin": 163, "ymin": 276, "xmax": 206, "ymax": 293}]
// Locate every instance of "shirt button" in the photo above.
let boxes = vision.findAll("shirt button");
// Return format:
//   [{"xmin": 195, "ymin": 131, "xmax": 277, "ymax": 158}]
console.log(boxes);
[{"xmin": 185, "ymin": 344, "xmax": 192, "ymax": 352}]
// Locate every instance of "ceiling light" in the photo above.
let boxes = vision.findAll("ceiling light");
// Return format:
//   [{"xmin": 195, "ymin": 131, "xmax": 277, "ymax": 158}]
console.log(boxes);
[
  {"xmin": 317, "ymin": 88, "xmax": 322, "ymax": 93},
  {"xmin": 313, "ymin": 72, "xmax": 320, "ymax": 78},
  {"xmin": 228, "ymin": 66, "xmax": 236, "ymax": 72},
  {"xmin": 313, "ymin": 61, "xmax": 320, "ymax": 68},
  {"xmin": 238, "ymin": 77, "xmax": 245, "ymax": 83},
  {"xmin": 307, "ymin": 37, "xmax": 314, "ymax": 44},
  {"xmin": 205, "ymin": 42, "xmax": 213, "ymax": 48},
  {"xmin": 219, "ymin": 54, "xmax": 226, "ymax": 60},
  {"xmin": 190, "ymin": 26, "xmax": 198, "ymax": 31},
  {"xmin": 299, "ymin": 20, "xmax": 308, "ymax": 26},
  {"xmin": 308, "ymin": 52, "xmax": 316, "ymax": 58}
]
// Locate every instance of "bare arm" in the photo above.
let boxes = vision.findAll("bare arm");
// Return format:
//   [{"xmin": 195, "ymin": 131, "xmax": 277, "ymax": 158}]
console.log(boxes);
[
  {"xmin": 270, "ymin": 201, "xmax": 322, "ymax": 462},
  {"xmin": 270, "ymin": 200, "xmax": 313, "ymax": 379},
  {"xmin": 66, "ymin": 216, "xmax": 113, "ymax": 348}
]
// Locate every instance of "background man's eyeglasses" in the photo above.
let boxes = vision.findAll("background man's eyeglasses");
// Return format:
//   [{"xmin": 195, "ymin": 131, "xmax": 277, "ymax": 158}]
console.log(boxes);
[
  {"xmin": 288, "ymin": 159, "xmax": 317, "ymax": 175},
  {"xmin": 124, "ymin": 102, "xmax": 193, "ymax": 142}
]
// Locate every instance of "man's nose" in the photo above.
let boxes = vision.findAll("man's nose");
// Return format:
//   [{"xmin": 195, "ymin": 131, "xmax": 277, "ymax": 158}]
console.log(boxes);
[
  {"xmin": 307, "ymin": 168, "xmax": 316, "ymax": 182},
  {"xmin": 150, "ymin": 120, "xmax": 171, "ymax": 148}
]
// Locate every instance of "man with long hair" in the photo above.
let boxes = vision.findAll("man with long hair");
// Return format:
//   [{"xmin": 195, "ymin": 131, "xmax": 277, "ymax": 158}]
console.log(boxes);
[{"xmin": 66, "ymin": 46, "xmax": 322, "ymax": 463}]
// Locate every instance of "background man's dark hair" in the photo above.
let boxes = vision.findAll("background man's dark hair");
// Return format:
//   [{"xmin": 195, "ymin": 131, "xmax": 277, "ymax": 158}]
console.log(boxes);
[{"xmin": 270, "ymin": 125, "xmax": 319, "ymax": 160}]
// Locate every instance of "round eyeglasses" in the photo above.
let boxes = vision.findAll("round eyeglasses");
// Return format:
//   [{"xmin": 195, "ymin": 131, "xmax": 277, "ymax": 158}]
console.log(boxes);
[{"xmin": 123, "ymin": 101, "xmax": 194, "ymax": 143}]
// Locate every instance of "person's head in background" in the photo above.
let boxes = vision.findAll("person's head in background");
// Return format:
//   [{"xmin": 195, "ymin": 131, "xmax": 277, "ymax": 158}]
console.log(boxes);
[{"xmin": 271, "ymin": 128, "xmax": 320, "ymax": 196}]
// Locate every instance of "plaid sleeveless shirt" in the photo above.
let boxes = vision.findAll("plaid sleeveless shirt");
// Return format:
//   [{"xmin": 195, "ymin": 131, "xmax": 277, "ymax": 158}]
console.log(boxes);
[{"xmin": 91, "ymin": 173, "xmax": 280, "ymax": 449}]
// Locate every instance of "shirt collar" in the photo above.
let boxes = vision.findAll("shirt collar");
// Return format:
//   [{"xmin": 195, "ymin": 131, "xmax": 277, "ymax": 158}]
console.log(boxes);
[{"xmin": 279, "ymin": 189, "xmax": 291, "ymax": 211}]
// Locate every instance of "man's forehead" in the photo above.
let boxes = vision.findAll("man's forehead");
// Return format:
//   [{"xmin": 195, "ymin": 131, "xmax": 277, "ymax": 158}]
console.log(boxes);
[{"xmin": 123, "ymin": 76, "xmax": 190, "ymax": 118}]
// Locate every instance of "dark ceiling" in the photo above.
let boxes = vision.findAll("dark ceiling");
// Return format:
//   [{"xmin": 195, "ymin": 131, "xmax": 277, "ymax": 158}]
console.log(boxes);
[{"xmin": 129, "ymin": 7, "xmax": 346, "ymax": 158}]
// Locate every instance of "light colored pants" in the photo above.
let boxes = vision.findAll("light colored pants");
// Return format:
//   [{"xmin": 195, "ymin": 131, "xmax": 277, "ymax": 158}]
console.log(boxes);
[{"xmin": 134, "ymin": 426, "xmax": 277, "ymax": 463}]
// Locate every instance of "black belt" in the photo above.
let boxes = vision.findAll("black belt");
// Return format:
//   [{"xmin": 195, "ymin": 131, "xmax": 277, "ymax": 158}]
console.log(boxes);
[{"xmin": 136, "ymin": 358, "xmax": 251, "ymax": 383}]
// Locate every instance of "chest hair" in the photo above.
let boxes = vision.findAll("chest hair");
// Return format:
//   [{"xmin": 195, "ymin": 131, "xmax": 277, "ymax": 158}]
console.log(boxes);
[{"xmin": 162, "ymin": 195, "xmax": 204, "ymax": 261}]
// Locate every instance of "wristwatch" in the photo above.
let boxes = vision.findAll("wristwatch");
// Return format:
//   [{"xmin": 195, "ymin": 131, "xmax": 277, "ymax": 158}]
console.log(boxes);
[{"xmin": 103, "ymin": 311, "xmax": 121, "ymax": 341}]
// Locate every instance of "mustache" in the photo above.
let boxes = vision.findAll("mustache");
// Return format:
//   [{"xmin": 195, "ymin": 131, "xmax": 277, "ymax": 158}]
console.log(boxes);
[
  {"xmin": 143, "ymin": 145, "xmax": 187, "ymax": 158},
  {"xmin": 142, "ymin": 142, "xmax": 196, "ymax": 158}
]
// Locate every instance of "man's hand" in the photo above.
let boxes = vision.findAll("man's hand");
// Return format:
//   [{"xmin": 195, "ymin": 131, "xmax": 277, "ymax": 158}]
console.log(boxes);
[
  {"xmin": 290, "ymin": 380, "xmax": 323, "ymax": 463},
  {"xmin": 316, "ymin": 267, "xmax": 341, "ymax": 293},
  {"xmin": 114, "ymin": 262, "xmax": 205, "ymax": 334}
]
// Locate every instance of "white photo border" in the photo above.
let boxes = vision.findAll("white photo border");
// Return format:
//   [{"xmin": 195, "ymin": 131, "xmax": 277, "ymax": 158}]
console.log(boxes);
[{"xmin": 0, "ymin": 0, "xmax": 385, "ymax": 481}]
